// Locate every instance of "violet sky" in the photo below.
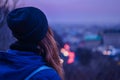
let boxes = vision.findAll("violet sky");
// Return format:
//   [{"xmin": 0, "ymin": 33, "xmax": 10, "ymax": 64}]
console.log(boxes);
[{"xmin": 17, "ymin": 0, "xmax": 120, "ymax": 24}]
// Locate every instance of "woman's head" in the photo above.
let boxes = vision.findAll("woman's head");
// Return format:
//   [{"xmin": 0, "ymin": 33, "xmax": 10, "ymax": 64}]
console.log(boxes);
[
  {"xmin": 7, "ymin": 7, "xmax": 48, "ymax": 43},
  {"xmin": 7, "ymin": 7, "xmax": 64, "ymax": 79}
]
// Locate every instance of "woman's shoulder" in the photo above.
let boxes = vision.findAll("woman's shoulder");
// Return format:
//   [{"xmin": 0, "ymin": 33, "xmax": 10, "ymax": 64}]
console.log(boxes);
[{"xmin": 30, "ymin": 67, "xmax": 61, "ymax": 80}]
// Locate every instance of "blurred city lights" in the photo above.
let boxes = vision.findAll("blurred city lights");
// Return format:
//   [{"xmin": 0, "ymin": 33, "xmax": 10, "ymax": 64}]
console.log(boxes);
[
  {"xmin": 103, "ymin": 50, "xmax": 111, "ymax": 55},
  {"xmin": 61, "ymin": 43, "xmax": 75, "ymax": 64}
]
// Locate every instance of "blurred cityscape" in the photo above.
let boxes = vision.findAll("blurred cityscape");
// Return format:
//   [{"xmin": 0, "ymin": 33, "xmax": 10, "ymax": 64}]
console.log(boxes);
[
  {"xmin": 51, "ymin": 23, "xmax": 120, "ymax": 49},
  {"xmin": 51, "ymin": 24, "xmax": 120, "ymax": 80}
]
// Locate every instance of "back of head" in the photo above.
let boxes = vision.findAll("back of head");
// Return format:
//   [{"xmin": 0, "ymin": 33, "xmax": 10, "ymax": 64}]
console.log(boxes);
[{"xmin": 7, "ymin": 7, "xmax": 48, "ymax": 43}]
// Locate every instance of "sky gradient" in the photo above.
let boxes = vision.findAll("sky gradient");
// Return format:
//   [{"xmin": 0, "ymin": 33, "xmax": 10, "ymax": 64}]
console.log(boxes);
[{"xmin": 17, "ymin": 0, "xmax": 120, "ymax": 24}]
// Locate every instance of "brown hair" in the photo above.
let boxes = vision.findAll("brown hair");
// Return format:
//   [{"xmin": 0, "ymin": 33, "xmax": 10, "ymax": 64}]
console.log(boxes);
[{"xmin": 38, "ymin": 27, "xmax": 64, "ymax": 80}]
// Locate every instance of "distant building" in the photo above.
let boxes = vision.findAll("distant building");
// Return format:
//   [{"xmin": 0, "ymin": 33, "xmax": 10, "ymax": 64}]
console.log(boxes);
[
  {"xmin": 79, "ymin": 34, "xmax": 102, "ymax": 49},
  {"xmin": 102, "ymin": 29, "xmax": 120, "ymax": 48}
]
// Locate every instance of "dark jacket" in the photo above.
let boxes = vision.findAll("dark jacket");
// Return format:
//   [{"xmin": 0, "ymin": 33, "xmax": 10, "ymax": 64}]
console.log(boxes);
[{"xmin": 0, "ymin": 49, "xmax": 61, "ymax": 80}]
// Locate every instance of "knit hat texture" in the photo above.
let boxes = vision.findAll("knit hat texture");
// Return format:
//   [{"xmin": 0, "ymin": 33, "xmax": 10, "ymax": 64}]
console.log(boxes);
[{"xmin": 7, "ymin": 7, "xmax": 48, "ymax": 43}]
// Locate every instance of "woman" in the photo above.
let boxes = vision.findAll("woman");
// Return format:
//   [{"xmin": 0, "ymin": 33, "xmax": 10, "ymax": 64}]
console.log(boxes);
[{"xmin": 0, "ymin": 7, "xmax": 64, "ymax": 80}]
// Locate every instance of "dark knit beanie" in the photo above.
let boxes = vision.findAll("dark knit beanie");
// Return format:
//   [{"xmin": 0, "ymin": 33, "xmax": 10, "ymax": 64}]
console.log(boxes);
[{"xmin": 7, "ymin": 7, "xmax": 48, "ymax": 44}]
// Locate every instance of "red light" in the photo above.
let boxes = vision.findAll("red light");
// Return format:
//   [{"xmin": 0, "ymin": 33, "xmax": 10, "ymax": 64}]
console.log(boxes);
[
  {"xmin": 64, "ymin": 44, "xmax": 70, "ymax": 51},
  {"xmin": 67, "ymin": 52, "xmax": 75, "ymax": 64},
  {"xmin": 61, "ymin": 43, "xmax": 75, "ymax": 64}
]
